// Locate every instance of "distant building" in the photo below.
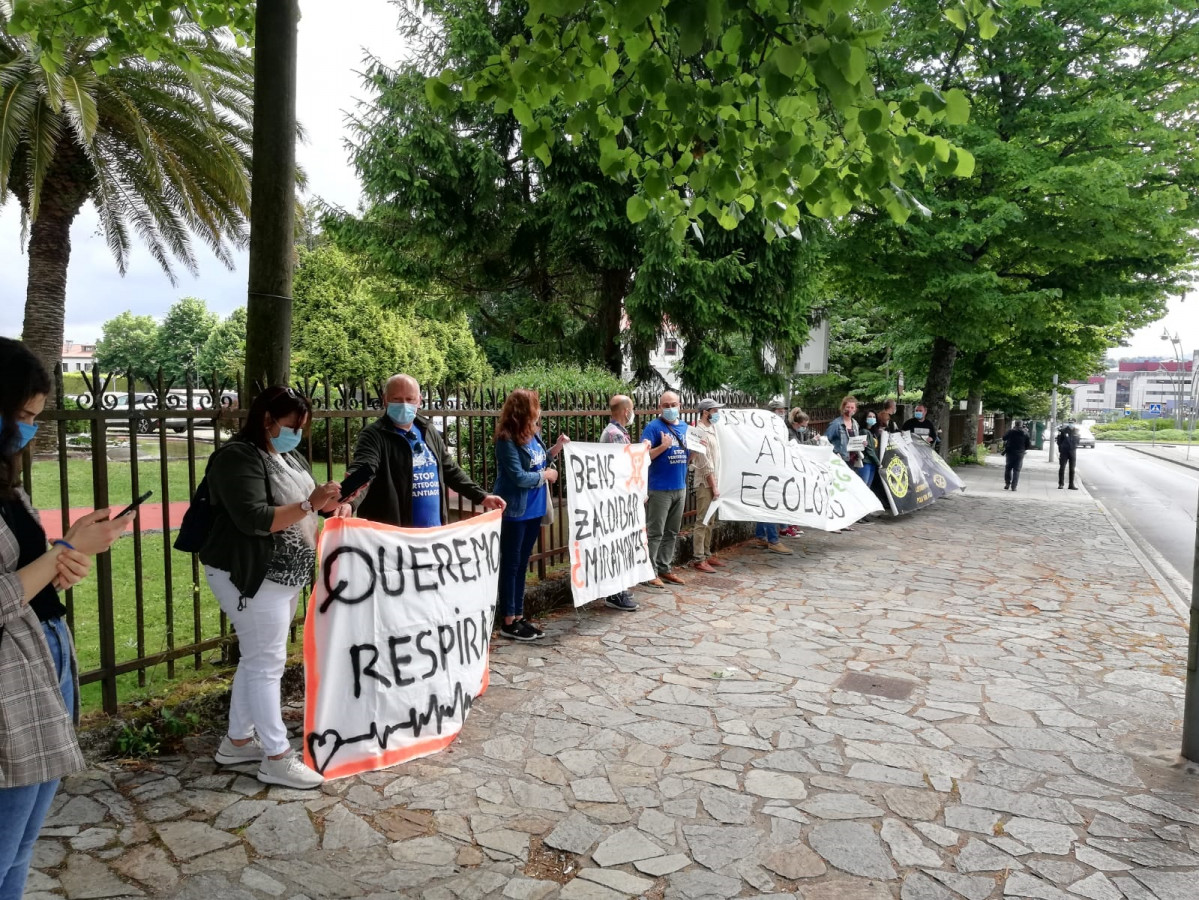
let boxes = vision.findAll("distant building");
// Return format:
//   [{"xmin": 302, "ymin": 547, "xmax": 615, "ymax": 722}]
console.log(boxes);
[
  {"xmin": 1069, "ymin": 356, "xmax": 1198, "ymax": 415},
  {"xmin": 622, "ymin": 317, "xmax": 683, "ymax": 389},
  {"xmin": 61, "ymin": 341, "xmax": 97, "ymax": 374}
]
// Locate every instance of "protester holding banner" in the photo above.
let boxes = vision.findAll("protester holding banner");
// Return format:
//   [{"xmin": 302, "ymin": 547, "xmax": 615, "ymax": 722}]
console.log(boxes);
[
  {"xmin": 201, "ymin": 386, "xmax": 345, "ymax": 790},
  {"xmin": 860, "ymin": 410, "xmax": 881, "ymax": 487},
  {"xmin": 347, "ymin": 374, "xmax": 505, "ymax": 528},
  {"xmin": 787, "ymin": 408, "xmax": 818, "ymax": 444},
  {"xmin": 881, "ymin": 399, "xmax": 901, "ymax": 433},
  {"xmin": 641, "ymin": 391, "xmax": 692, "ymax": 586},
  {"xmin": 493, "ymin": 390, "xmax": 569, "ymax": 640},
  {"xmin": 596, "ymin": 395, "xmax": 640, "ymax": 611},
  {"xmin": 689, "ymin": 399, "xmax": 727, "ymax": 573},
  {"xmin": 600, "ymin": 394, "xmax": 635, "ymax": 446},
  {"xmin": 826, "ymin": 397, "xmax": 866, "ymax": 469},
  {"xmin": 902, "ymin": 404, "xmax": 938, "ymax": 449}
]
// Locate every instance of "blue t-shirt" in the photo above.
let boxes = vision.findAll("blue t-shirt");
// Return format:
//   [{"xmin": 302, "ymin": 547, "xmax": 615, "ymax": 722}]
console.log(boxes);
[
  {"xmin": 513, "ymin": 437, "xmax": 548, "ymax": 521},
  {"xmin": 399, "ymin": 424, "xmax": 441, "ymax": 528},
  {"xmin": 641, "ymin": 418, "xmax": 690, "ymax": 492}
]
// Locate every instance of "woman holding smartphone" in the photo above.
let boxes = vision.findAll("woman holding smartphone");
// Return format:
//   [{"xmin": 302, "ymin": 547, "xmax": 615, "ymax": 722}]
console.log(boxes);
[
  {"xmin": 200, "ymin": 386, "xmax": 344, "ymax": 790},
  {"xmin": 0, "ymin": 338, "xmax": 131, "ymax": 899}
]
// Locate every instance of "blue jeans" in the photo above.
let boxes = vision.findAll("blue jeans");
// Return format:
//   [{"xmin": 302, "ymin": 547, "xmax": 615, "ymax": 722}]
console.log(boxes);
[
  {"xmin": 756, "ymin": 522, "xmax": 779, "ymax": 544},
  {"xmin": 858, "ymin": 463, "xmax": 877, "ymax": 487},
  {"xmin": 499, "ymin": 517, "xmax": 543, "ymax": 618},
  {"xmin": 0, "ymin": 618, "xmax": 74, "ymax": 900}
]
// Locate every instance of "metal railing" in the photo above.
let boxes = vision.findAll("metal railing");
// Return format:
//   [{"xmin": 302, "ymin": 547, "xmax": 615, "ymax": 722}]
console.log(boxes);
[{"xmin": 26, "ymin": 366, "xmax": 833, "ymax": 714}]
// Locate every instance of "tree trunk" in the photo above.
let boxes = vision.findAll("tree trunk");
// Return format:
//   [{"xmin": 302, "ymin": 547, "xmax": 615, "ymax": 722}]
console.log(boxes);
[
  {"xmin": 243, "ymin": 0, "xmax": 300, "ymax": 400},
  {"xmin": 963, "ymin": 390, "xmax": 983, "ymax": 456},
  {"xmin": 921, "ymin": 336, "xmax": 958, "ymax": 458},
  {"xmin": 599, "ymin": 268, "xmax": 631, "ymax": 376},
  {"xmin": 21, "ymin": 153, "xmax": 90, "ymax": 452}
]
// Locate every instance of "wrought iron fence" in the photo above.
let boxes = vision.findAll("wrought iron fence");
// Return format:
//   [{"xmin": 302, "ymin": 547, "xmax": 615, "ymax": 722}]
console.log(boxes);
[{"xmin": 25, "ymin": 365, "xmax": 838, "ymax": 715}]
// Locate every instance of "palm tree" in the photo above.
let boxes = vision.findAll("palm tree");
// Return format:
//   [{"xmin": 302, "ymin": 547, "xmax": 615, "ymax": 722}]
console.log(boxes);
[{"xmin": 0, "ymin": 2, "xmax": 253, "ymax": 411}]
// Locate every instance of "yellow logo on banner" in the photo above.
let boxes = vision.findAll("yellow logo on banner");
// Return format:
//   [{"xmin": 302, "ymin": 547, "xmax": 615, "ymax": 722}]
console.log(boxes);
[
  {"xmin": 886, "ymin": 457, "xmax": 909, "ymax": 497},
  {"xmin": 933, "ymin": 473, "xmax": 947, "ymax": 489}
]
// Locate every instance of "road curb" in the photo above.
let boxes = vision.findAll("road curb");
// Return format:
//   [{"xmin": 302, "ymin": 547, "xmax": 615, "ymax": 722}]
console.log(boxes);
[
  {"xmin": 1090, "ymin": 495, "xmax": 1190, "ymax": 621},
  {"xmin": 1116, "ymin": 443, "xmax": 1199, "ymax": 473}
]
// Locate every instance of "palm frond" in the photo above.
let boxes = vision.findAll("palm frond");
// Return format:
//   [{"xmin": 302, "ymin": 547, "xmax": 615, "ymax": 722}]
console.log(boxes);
[
  {"xmin": 59, "ymin": 72, "xmax": 98, "ymax": 144},
  {"xmin": 0, "ymin": 74, "xmax": 37, "ymax": 203},
  {"xmin": 0, "ymin": 20, "xmax": 255, "ymax": 281},
  {"xmin": 23, "ymin": 100, "xmax": 62, "ymax": 219}
]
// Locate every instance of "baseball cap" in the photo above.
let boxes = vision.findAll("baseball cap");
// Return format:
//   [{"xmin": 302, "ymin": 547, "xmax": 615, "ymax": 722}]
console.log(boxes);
[{"xmin": 697, "ymin": 398, "xmax": 724, "ymax": 411}]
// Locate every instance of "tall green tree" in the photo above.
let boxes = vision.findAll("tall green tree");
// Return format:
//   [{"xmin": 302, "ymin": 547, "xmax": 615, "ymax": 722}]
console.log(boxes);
[
  {"xmin": 332, "ymin": 0, "xmax": 824, "ymax": 386},
  {"xmin": 442, "ymin": 0, "xmax": 990, "ymax": 238},
  {"xmin": 4, "ymin": 1, "xmax": 254, "ymax": 70},
  {"xmin": 156, "ymin": 298, "xmax": 220, "ymax": 385},
  {"xmin": 196, "ymin": 307, "xmax": 248, "ymax": 384},
  {"xmin": 0, "ymin": 2, "xmax": 253, "ymax": 396},
  {"xmin": 291, "ymin": 245, "xmax": 490, "ymax": 388},
  {"xmin": 94, "ymin": 313, "xmax": 160, "ymax": 380},
  {"xmin": 832, "ymin": 0, "xmax": 1199, "ymax": 439}
]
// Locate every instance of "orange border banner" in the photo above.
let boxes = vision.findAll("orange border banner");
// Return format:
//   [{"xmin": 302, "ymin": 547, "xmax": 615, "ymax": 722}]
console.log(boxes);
[{"xmin": 303, "ymin": 510, "xmax": 501, "ymax": 779}]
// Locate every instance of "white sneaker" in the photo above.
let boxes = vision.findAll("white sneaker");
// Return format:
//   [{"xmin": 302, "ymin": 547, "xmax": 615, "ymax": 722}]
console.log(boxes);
[
  {"xmin": 257, "ymin": 750, "xmax": 324, "ymax": 790},
  {"xmin": 214, "ymin": 734, "xmax": 263, "ymax": 766}
]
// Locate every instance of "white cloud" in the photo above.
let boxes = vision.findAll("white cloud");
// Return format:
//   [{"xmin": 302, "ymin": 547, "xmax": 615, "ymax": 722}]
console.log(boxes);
[{"xmin": 0, "ymin": 1, "xmax": 409, "ymax": 342}]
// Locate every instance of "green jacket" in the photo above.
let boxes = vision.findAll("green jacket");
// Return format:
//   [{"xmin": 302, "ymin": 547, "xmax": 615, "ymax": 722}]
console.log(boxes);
[
  {"xmin": 347, "ymin": 414, "xmax": 488, "ymax": 527},
  {"xmin": 199, "ymin": 440, "xmax": 309, "ymax": 598}
]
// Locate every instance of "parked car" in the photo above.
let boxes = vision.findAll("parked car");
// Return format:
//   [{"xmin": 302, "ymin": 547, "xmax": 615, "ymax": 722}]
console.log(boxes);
[
  {"xmin": 106, "ymin": 394, "xmax": 190, "ymax": 434},
  {"xmin": 1077, "ymin": 425, "xmax": 1096, "ymax": 448}
]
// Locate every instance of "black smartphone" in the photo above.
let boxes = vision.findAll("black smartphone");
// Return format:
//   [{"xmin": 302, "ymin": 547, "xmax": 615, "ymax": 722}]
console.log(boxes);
[
  {"xmin": 115, "ymin": 490, "xmax": 153, "ymax": 519},
  {"xmin": 339, "ymin": 466, "xmax": 374, "ymax": 502}
]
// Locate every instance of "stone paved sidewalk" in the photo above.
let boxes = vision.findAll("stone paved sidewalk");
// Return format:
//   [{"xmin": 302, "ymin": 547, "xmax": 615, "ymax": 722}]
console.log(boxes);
[{"xmin": 29, "ymin": 460, "xmax": 1198, "ymax": 900}]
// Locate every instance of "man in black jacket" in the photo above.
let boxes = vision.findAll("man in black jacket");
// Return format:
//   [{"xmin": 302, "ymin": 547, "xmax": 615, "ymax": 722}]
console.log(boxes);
[
  {"xmin": 347, "ymin": 374, "xmax": 505, "ymax": 527},
  {"xmin": 1001, "ymin": 421, "xmax": 1032, "ymax": 491},
  {"xmin": 902, "ymin": 404, "xmax": 939, "ymax": 450},
  {"xmin": 1056, "ymin": 424, "xmax": 1080, "ymax": 490}
]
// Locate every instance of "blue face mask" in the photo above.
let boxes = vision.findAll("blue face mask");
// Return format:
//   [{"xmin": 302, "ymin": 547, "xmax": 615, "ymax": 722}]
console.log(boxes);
[
  {"xmin": 387, "ymin": 402, "xmax": 417, "ymax": 427},
  {"xmin": 710, "ymin": 412, "xmax": 722, "ymax": 425},
  {"xmin": 866, "ymin": 417, "xmax": 877, "ymax": 426},
  {"xmin": 915, "ymin": 411, "xmax": 925, "ymax": 420},
  {"xmin": 0, "ymin": 417, "xmax": 38, "ymax": 453},
  {"xmin": 270, "ymin": 426, "xmax": 303, "ymax": 454},
  {"xmin": 662, "ymin": 407, "xmax": 680, "ymax": 424}
]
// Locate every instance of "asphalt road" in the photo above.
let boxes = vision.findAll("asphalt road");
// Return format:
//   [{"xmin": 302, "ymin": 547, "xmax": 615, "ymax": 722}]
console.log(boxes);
[{"xmin": 1079, "ymin": 443, "xmax": 1198, "ymax": 593}]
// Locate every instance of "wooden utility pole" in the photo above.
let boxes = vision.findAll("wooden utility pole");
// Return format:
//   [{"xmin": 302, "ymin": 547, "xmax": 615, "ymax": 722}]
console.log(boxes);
[{"xmin": 243, "ymin": 0, "xmax": 300, "ymax": 398}]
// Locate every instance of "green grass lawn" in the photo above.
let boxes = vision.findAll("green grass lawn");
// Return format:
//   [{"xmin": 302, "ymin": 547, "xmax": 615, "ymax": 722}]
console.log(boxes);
[
  {"xmin": 70, "ymin": 533, "xmax": 307, "ymax": 713},
  {"xmin": 28, "ymin": 451, "xmax": 350, "ymax": 512},
  {"xmin": 29, "ymin": 456, "xmax": 212, "ymax": 511}
]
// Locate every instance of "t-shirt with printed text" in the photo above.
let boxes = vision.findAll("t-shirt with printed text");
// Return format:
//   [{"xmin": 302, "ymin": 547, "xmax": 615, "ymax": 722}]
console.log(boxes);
[
  {"xmin": 641, "ymin": 417, "xmax": 690, "ymax": 492},
  {"xmin": 514, "ymin": 437, "xmax": 548, "ymax": 521},
  {"xmin": 399, "ymin": 424, "xmax": 442, "ymax": 527}
]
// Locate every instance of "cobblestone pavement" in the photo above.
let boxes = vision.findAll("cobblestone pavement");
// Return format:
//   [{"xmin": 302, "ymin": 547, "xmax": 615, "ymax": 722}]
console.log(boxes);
[{"xmin": 30, "ymin": 459, "xmax": 1199, "ymax": 900}]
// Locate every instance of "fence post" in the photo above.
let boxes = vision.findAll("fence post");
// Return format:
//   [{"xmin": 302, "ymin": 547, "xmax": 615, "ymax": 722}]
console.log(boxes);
[{"xmin": 89, "ymin": 364, "xmax": 119, "ymax": 713}]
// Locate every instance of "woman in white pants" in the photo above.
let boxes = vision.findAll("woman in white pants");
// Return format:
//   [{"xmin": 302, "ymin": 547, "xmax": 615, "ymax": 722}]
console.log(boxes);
[{"xmin": 199, "ymin": 387, "xmax": 344, "ymax": 789}]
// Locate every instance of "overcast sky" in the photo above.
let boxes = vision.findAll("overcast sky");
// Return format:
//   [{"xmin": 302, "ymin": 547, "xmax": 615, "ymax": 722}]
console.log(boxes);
[{"xmin": 0, "ymin": 3, "xmax": 1195, "ymax": 365}]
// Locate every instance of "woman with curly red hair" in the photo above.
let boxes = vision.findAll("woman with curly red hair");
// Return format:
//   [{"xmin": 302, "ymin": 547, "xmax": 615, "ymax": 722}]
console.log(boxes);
[{"xmin": 492, "ymin": 390, "xmax": 569, "ymax": 641}]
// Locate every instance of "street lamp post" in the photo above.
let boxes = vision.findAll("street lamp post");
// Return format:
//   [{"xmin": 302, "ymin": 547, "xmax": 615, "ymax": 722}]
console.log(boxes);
[{"xmin": 1162, "ymin": 328, "xmax": 1185, "ymax": 428}]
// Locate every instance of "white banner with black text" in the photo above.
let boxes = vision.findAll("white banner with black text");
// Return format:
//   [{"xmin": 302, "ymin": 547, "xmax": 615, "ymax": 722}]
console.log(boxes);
[
  {"xmin": 563, "ymin": 441, "xmax": 656, "ymax": 606},
  {"xmin": 707, "ymin": 409, "xmax": 883, "ymax": 530},
  {"xmin": 303, "ymin": 511, "xmax": 500, "ymax": 779}
]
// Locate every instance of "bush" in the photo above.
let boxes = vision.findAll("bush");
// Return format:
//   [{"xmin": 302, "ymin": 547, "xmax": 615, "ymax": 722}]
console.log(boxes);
[
  {"xmin": 61, "ymin": 397, "xmax": 90, "ymax": 435},
  {"xmin": 1094, "ymin": 425, "xmax": 1199, "ymax": 442},
  {"xmin": 491, "ymin": 363, "xmax": 630, "ymax": 398}
]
